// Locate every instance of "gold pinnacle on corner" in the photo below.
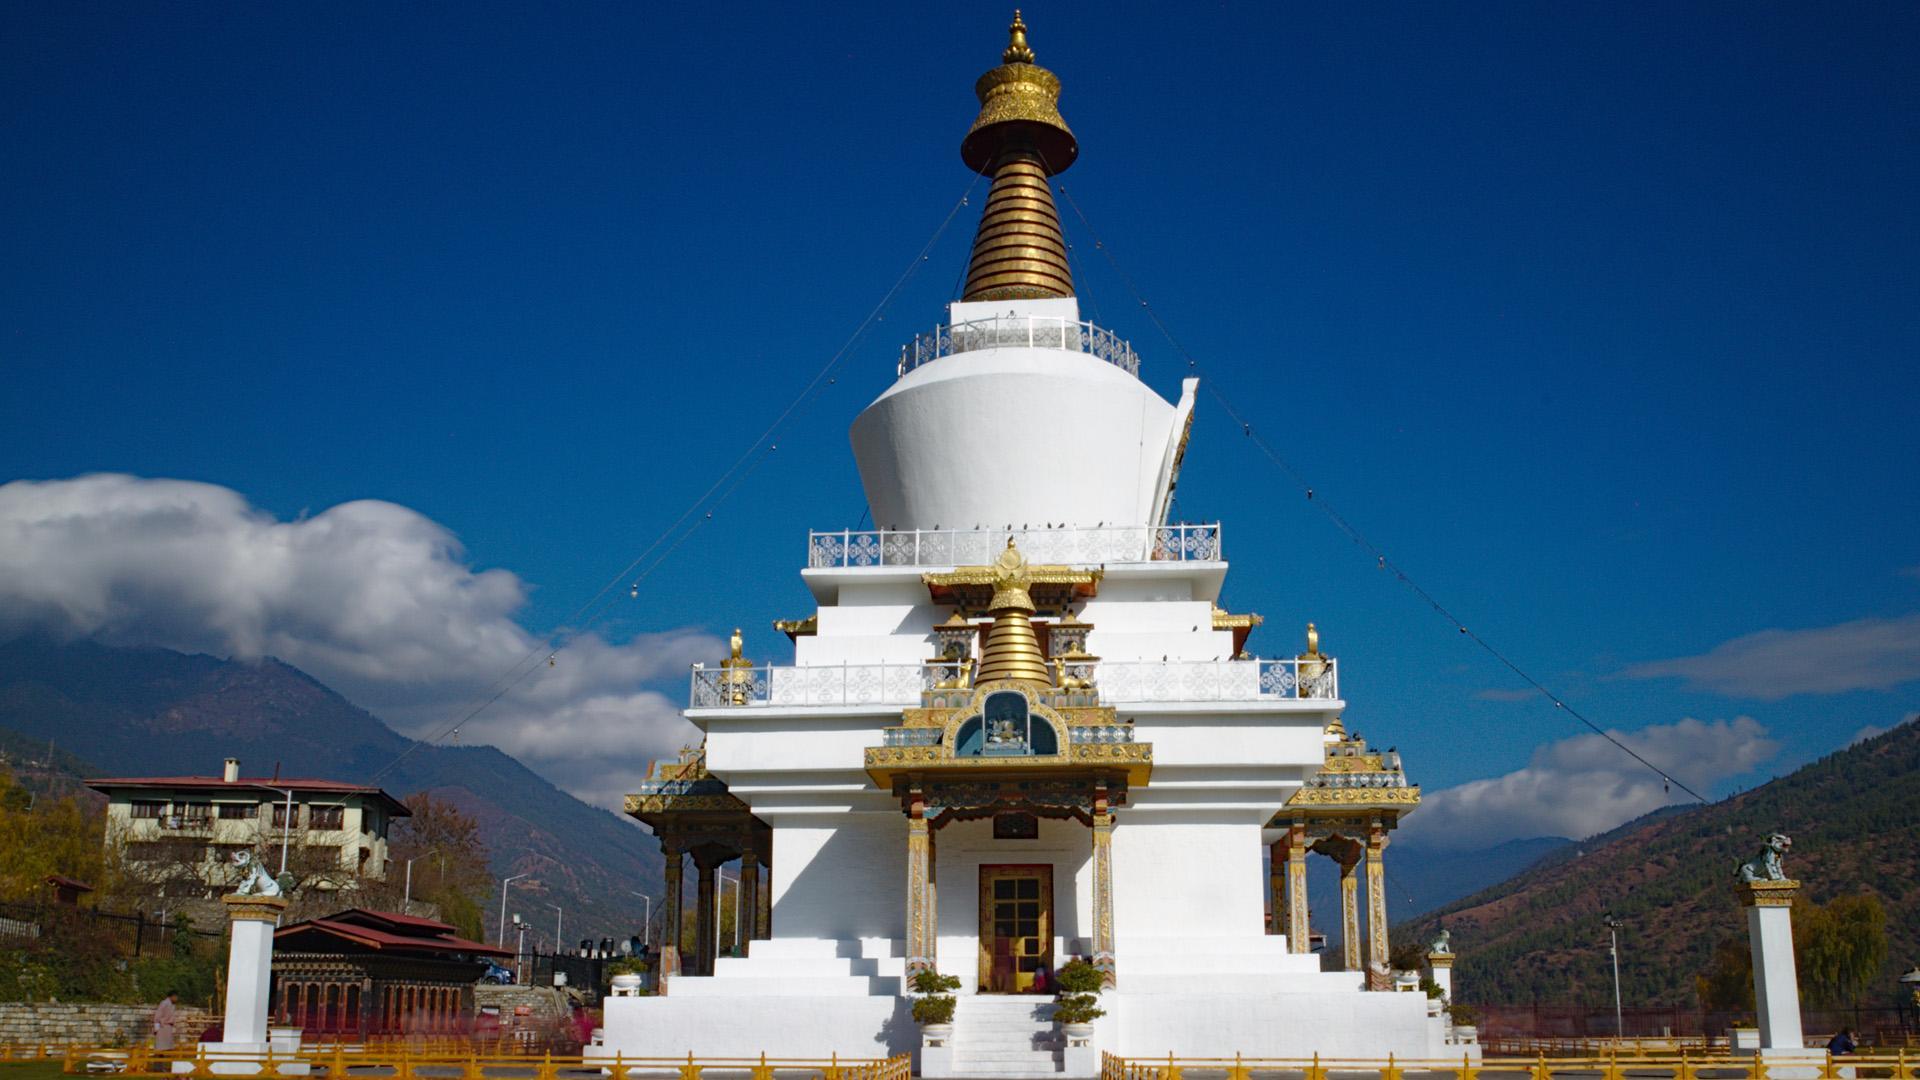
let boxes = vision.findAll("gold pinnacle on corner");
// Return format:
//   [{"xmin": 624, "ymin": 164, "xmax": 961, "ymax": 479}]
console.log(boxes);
[{"xmin": 960, "ymin": 11, "xmax": 1078, "ymax": 302}]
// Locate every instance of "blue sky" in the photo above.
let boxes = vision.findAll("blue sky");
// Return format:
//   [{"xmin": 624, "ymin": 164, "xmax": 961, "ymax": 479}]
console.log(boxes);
[{"xmin": 3, "ymin": 3, "xmax": 1916, "ymax": 841}]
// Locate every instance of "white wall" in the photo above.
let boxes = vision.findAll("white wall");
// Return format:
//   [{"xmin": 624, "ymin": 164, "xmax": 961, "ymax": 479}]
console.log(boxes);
[
  {"xmin": 1112, "ymin": 815, "xmax": 1267, "ymax": 943},
  {"xmin": 932, "ymin": 816, "xmax": 1094, "ymax": 993},
  {"xmin": 851, "ymin": 349, "xmax": 1180, "ymax": 533},
  {"xmin": 771, "ymin": 813, "xmax": 907, "ymax": 941}
]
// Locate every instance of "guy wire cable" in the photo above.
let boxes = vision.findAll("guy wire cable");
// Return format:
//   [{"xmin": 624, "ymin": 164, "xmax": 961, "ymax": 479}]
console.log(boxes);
[
  {"xmin": 1054, "ymin": 181, "xmax": 1707, "ymax": 806},
  {"xmin": 370, "ymin": 174, "xmax": 984, "ymax": 783}
]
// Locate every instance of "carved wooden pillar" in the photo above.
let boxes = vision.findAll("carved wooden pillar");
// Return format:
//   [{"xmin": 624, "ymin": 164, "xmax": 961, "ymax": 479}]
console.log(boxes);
[
  {"xmin": 1091, "ymin": 803, "xmax": 1117, "ymax": 987},
  {"xmin": 738, "ymin": 849, "xmax": 760, "ymax": 947},
  {"xmin": 755, "ymin": 844, "xmax": 772, "ymax": 940},
  {"xmin": 1365, "ymin": 824, "xmax": 1391, "ymax": 974},
  {"xmin": 1286, "ymin": 823, "xmax": 1311, "ymax": 954},
  {"xmin": 1267, "ymin": 840, "xmax": 1284, "ymax": 935},
  {"xmin": 658, "ymin": 839, "xmax": 684, "ymax": 982},
  {"xmin": 1340, "ymin": 857, "xmax": 1361, "ymax": 972},
  {"xmin": 905, "ymin": 787, "xmax": 933, "ymax": 977},
  {"xmin": 694, "ymin": 856, "xmax": 718, "ymax": 976}
]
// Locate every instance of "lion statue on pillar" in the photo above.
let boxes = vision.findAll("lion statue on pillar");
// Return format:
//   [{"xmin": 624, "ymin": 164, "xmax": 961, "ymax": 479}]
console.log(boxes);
[{"xmin": 1735, "ymin": 833, "xmax": 1792, "ymax": 883}]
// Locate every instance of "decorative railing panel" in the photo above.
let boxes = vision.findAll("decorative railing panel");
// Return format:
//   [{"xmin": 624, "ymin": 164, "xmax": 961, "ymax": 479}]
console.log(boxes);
[
  {"xmin": 900, "ymin": 315, "xmax": 1140, "ymax": 377},
  {"xmin": 689, "ymin": 657, "xmax": 1336, "ymax": 708},
  {"xmin": 808, "ymin": 523, "xmax": 1222, "ymax": 569}
]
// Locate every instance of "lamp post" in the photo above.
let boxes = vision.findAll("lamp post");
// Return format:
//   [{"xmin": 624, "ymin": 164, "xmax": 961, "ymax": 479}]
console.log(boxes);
[
  {"xmin": 549, "ymin": 903, "xmax": 564, "ymax": 954},
  {"xmin": 1603, "ymin": 912, "xmax": 1626, "ymax": 1039},
  {"xmin": 403, "ymin": 848, "xmax": 441, "ymax": 912},
  {"xmin": 497, "ymin": 873, "xmax": 529, "ymax": 946},
  {"xmin": 629, "ymin": 891, "xmax": 653, "ymax": 946},
  {"xmin": 257, "ymin": 785, "xmax": 297, "ymax": 877}
]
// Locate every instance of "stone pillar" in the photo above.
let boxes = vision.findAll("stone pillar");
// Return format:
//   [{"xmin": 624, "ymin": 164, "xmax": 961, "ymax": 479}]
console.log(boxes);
[
  {"xmin": 905, "ymin": 792, "xmax": 933, "ymax": 977},
  {"xmin": 1285, "ymin": 825, "xmax": 1311, "ymax": 954},
  {"xmin": 694, "ymin": 857, "xmax": 718, "ymax": 977},
  {"xmin": 658, "ymin": 841, "xmax": 683, "ymax": 982},
  {"xmin": 1267, "ymin": 841, "xmax": 1284, "ymax": 935},
  {"xmin": 1741, "ymin": 880, "xmax": 1804, "ymax": 1050},
  {"xmin": 1428, "ymin": 952, "xmax": 1453, "ymax": 1002},
  {"xmin": 738, "ymin": 850, "xmax": 760, "ymax": 949},
  {"xmin": 220, "ymin": 894, "xmax": 289, "ymax": 1048},
  {"xmin": 1340, "ymin": 858, "xmax": 1362, "ymax": 972},
  {"xmin": 1365, "ymin": 826, "xmax": 1391, "ymax": 974},
  {"xmin": 1091, "ymin": 809, "xmax": 1117, "ymax": 987}
]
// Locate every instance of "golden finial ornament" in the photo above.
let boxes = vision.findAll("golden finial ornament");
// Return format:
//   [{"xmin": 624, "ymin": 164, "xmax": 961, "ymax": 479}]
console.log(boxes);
[
  {"xmin": 1304, "ymin": 623, "xmax": 1320, "ymax": 658},
  {"xmin": 1003, "ymin": 10, "xmax": 1035, "ymax": 64},
  {"xmin": 959, "ymin": 11, "xmax": 1078, "ymax": 302}
]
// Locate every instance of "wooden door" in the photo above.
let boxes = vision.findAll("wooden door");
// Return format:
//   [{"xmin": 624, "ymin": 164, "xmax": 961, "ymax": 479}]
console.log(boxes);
[{"xmin": 978, "ymin": 865, "xmax": 1052, "ymax": 993}]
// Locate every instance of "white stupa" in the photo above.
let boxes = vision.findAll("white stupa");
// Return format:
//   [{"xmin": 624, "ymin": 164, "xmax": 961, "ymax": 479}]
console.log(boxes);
[{"xmin": 596, "ymin": 14, "xmax": 1464, "ymax": 1076}]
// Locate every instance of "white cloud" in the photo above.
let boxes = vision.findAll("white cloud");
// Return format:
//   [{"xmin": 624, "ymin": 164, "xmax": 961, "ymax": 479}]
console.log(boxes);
[
  {"xmin": 0, "ymin": 474, "xmax": 714, "ymax": 808},
  {"xmin": 1617, "ymin": 615, "xmax": 1920, "ymax": 699},
  {"xmin": 1850, "ymin": 712, "xmax": 1918, "ymax": 747},
  {"xmin": 1399, "ymin": 717, "xmax": 1778, "ymax": 851}
]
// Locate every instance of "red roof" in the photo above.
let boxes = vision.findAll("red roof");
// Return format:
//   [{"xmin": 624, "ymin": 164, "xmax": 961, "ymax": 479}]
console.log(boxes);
[
  {"xmin": 277, "ymin": 908, "xmax": 510, "ymax": 958},
  {"xmin": 44, "ymin": 874, "xmax": 94, "ymax": 892},
  {"xmin": 86, "ymin": 775, "xmax": 409, "ymax": 816}
]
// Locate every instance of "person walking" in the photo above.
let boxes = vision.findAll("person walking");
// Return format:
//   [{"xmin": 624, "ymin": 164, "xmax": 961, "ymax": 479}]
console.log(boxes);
[{"xmin": 151, "ymin": 992, "xmax": 179, "ymax": 1051}]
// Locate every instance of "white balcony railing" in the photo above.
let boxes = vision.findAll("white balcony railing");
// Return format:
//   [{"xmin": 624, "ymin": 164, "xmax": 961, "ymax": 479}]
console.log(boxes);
[
  {"xmin": 807, "ymin": 523, "xmax": 1222, "ymax": 570},
  {"xmin": 689, "ymin": 657, "xmax": 1336, "ymax": 709},
  {"xmin": 899, "ymin": 316, "xmax": 1140, "ymax": 378}
]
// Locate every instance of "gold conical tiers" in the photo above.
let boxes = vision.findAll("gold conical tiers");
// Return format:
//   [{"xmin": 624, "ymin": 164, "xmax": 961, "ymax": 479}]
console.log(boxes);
[
  {"xmin": 975, "ymin": 607, "xmax": 1052, "ymax": 685},
  {"xmin": 965, "ymin": 148, "xmax": 1072, "ymax": 301},
  {"xmin": 960, "ymin": 12, "xmax": 1079, "ymax": 303}
]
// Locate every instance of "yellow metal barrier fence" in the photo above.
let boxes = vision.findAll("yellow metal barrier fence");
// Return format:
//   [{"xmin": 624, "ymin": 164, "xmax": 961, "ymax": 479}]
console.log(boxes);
[
  {"xmin": 1100, "ymin": 1051, "xmax": 1920, "ymax": 1080},
  {"xmin": 22, "ymin": 1045, "xmax": 907, "ymax": 1080}
]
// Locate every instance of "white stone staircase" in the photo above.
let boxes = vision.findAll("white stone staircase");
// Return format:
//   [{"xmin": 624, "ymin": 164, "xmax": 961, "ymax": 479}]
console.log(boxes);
[
  {"xmin": 666, "ymin": 937, "xmax": 907, "ymax": 997},
  {"xmin": 942, "ymin": 996, "xmax": 1062, "ymax": 1078}
]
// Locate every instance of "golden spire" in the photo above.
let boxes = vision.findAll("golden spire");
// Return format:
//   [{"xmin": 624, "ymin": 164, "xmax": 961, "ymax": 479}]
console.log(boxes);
[
  {"xmin": 960, "ymin": 11, "xmax": 1078, "ymax": 302},
  {"xmin": 973, "ymin": 540, "xmax": 1053, "ymax": 685}
]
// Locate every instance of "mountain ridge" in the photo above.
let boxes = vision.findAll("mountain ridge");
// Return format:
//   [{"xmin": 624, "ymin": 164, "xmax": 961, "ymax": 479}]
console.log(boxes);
[
  {"xmin": 1397, "ymin": 719, "xmax": 1920, "ymax": 1005},
  {"xmin": 0, "ymin": 636, "xmax": 664, "ymax": 940}
]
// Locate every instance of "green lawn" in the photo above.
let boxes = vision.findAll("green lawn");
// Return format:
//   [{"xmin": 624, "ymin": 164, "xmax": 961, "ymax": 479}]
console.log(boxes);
[{"xmin": 0, "ymin": 1062, "xmax": 69, "ymax": 1080}]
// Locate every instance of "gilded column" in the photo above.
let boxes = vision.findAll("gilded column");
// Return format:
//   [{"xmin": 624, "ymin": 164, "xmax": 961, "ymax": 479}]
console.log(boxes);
[
  {"xmin": 905, "ymin": 791, "xmax": 933, "ymax": 977},
  {"xmin": 1339, "ymin": 858, "xmax": 1361, "ymax": 972},
  {"xmin": 1365, "ymin": 825, "xmax": 1392, "ymax": 975},
  {"xmin": 738, "ymin": 850, "xmax": 760, "ymax": 947},
  {"xmin": 657, "ymin": 840, "xmax": 683, "ymax": 982},
  {"xmin": 1286, "ymin": 824, "xmax": 1311, "ymax": 954},
  {"xmin": 694, "ymin": 857, "xmax": 718, "ymax": 977},
  {"xmin": 1091, "ymin": 809, "xmax": 1117, "ymax": 987}
]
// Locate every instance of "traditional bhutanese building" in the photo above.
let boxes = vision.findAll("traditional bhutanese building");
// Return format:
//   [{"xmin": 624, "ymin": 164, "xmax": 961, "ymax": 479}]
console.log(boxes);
[{"xmin": 599, "ymin": 15, "xmax": 1463, "ymax": 1076}]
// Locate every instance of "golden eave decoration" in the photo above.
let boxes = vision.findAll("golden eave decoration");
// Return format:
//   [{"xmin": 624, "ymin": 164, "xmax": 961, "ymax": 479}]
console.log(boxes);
[
  {"xmin": 867, "ymin": 681, "xmax": 1149, "ymax": 789},
  {"xmin": 774, "ymin": 615, "xmax": 817, "ymax": 641},
  {"xmin": 923, "ymin": 543, "xmax": 1101, "ymax": 614}
]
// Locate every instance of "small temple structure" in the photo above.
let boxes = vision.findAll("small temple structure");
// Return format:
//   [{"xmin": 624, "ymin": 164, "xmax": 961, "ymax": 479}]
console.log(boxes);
[
  {"xmin": 598, "ymin": 14, "xmax": 1461, "ymax": 1076},
  {"xmin": 273, "ymin": 909, "xmax": 510, "ymax": 1036}
]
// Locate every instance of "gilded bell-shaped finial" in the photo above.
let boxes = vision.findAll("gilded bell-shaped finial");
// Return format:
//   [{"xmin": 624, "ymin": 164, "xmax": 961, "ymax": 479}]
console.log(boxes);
[{"xmin": 1003, "ymin": 10, "xmax": 1036, "ymax": 64}]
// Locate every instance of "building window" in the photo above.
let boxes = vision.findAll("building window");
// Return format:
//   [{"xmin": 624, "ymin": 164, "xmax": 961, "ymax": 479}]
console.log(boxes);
[
  {"xmin": 177, "ymin": 802, "xmax": 213, "ymax": 825},
  {"xmin": 218, "ymin": 803, "xmax": 256, "ymax": 820},
  {"xmin": 130, "ymin": 800, "xmax": 167, "ymax": 819},
  {"xmin": 309, "ymin": 806, "xmax": 345, "ymax": 830},
  {"xmin": 993, "ymin": 812, "xmax": 1040, "ymax": 840},
  {"xmin": 125, "ymin": 841, "xmax": 167, "ymax": 861},
  {"xmin": 273, "ymin": 804, "xmax": 302, "ymax": 828}
]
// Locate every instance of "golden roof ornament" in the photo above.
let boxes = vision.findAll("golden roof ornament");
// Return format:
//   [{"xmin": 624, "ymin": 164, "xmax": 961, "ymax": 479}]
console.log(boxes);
[
  {"xmin": 973, "ymin": 539, "xmax": 1052, "ymax": 685},
  {"xmin": 959, "ymin": 11, "xmax": 1078, "ymax": 302}
]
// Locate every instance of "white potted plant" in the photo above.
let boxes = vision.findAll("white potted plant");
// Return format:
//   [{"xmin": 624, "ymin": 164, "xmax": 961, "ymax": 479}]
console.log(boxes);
[
  {"xmin": 1051, "ymin": 959, "xmax": 1106, "ymax": 1043},
  {"xmin": 910, "ymin": 970, "xmax": 961, "ymax": 1045}
]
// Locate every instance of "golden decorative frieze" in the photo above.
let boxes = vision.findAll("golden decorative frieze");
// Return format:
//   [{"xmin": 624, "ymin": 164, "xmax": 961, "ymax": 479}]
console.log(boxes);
[
  {"xmin": 1286, "ymin": 785, "xmax": 1422, "ymax": 807},
  {"xmin": 222, "ymin": 894, "xmax": 289, "ymax": 924},
  {"xmin": 624, "ymin": 793, "xmax": 746, "ymax": 815},
  {"xmin": 1736, "ymin": 879, "xmax": 1800, "ymax": 908}
]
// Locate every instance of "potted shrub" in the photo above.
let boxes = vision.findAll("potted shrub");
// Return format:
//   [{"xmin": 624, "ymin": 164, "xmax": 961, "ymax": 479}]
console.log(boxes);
[
  {"xmin": 1446, "ymin": 1002, "xmax": 1479, "ymax": 1044},
  {"xmin": 910, "ymin": 970, "xmax": 962, "ymax": 1045},
  {"xmin": 1051, "ymin": 959, "xmax": 1106, "ymax": 1043}
]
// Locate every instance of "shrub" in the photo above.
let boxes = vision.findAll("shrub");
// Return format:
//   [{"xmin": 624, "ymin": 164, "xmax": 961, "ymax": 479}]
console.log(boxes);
[
  {"xmin": 910, "ymin": 969, "xmax": 961, "ymax": 1026},
  {"xmin": 1051, "ymin": 959, "xmax": 1106, "ymax": 1025}
]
